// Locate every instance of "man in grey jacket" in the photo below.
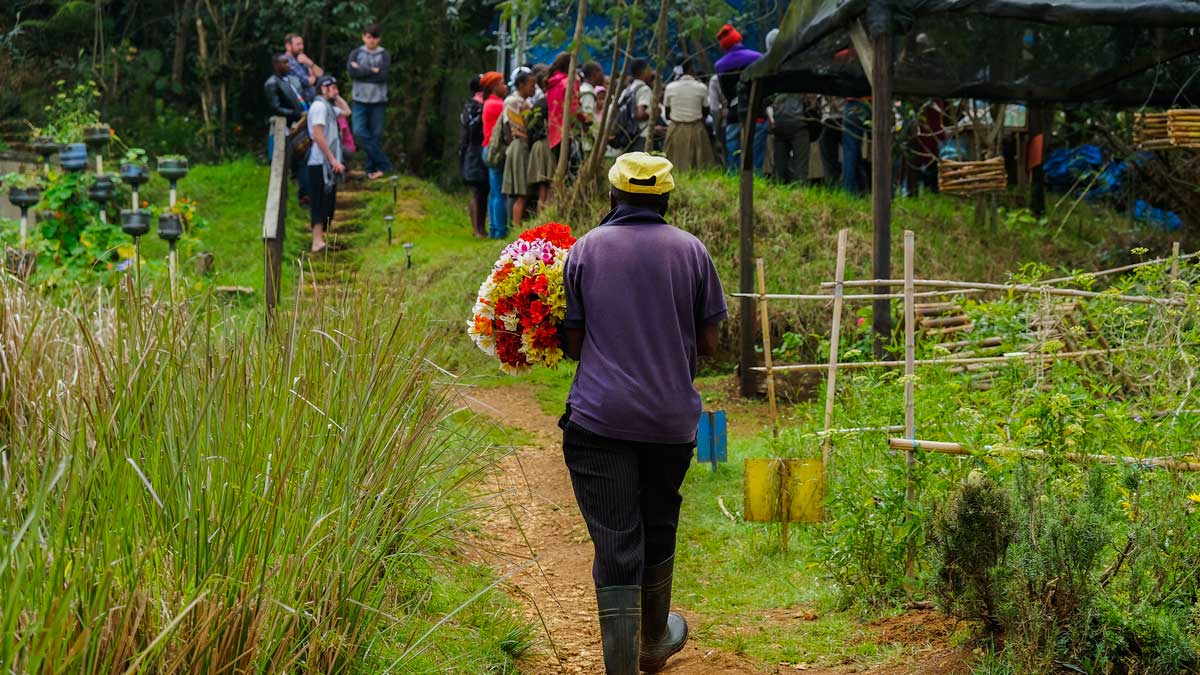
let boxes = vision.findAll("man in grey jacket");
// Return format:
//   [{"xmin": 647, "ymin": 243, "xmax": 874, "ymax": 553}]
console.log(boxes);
[{"xmin": 347, "ymin": 23, "xmax": 392, "ymax": 179}]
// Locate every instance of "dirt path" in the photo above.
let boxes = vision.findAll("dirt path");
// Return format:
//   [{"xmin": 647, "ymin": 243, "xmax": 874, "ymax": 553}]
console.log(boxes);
[
  {"xmin": 466, "ymin": 384, "xmax": 974, "ymax": 675},
  {"xmin": 467, "ymin": 384, "xmax": 775, "ymax": 675}
]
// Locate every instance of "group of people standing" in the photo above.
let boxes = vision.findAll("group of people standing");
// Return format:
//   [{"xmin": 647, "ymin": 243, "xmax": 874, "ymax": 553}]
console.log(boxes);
[
  {"xmin": 264, "ymin": 26, "xmax": 394, "ymax": 252},
  {"xmin": 457, "ymin": 22, "xmax": 882, "ymax": 240},
  {"xmin": 459, "ymin": 54, "xmax": 609, "ymax": 239}
]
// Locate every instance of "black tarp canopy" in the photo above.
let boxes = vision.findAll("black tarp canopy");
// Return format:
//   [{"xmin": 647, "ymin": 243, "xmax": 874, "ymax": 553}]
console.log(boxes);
[{"xmin": 744, "ymin": 0, "xmax": 1200, "ymax": 106}]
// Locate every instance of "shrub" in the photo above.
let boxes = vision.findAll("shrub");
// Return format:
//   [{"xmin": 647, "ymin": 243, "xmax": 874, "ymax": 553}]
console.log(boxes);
[{"xmin": 932, "ymin": 470, "xmax": 1015, "ymax": 633}]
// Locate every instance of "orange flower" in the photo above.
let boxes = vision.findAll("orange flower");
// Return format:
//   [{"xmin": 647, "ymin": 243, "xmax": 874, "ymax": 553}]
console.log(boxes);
[
  {"xmin": 472, "ymin": 315, "xmax": 493, "ymax": 336},
  {"xmin": 141, "ymin": 200, "xmax": 148, "ymax": 207}
]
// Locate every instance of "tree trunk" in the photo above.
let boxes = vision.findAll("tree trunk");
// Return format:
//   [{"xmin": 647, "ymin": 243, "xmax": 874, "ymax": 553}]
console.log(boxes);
[
  {"xmin": 554, "ymin": 0, "xmax": 589, "ymax": 185},
  {"xmin": 407, "ymin": 3, "xmax": 448, "ymax": 172},
  {"xmin": 172, "ymin": 0, "xmax": 194, "ymax": 87},
  {"xmin": 644, "ymin": 0, "xmax": 670, "ymax": 152},
  {"xmin": 194, "ymin": 16, "xmax": 216, "ymax": 151}
]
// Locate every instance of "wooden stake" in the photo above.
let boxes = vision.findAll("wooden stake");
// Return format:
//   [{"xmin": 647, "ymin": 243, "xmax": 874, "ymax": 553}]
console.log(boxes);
[
  {"xmin": 1171, "ymin": 241, "xmax": 1181, "ymax": 283},
  {"xmin": 821, "ymin": 229, "xmax": 849, "ymax": 468},
  {"xmin": 902, "ymin": 229, "xmax": 916, "ymax": 579},
  {"xmin": 757, "ymin": 258, "xmax": 779, "ymax": 437}
]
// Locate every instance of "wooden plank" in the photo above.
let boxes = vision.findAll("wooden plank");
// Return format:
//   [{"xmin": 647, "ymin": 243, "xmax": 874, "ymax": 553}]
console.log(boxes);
[{"xmin": 821, "ymin": 229, "xmax": 849, "ymax": 468}]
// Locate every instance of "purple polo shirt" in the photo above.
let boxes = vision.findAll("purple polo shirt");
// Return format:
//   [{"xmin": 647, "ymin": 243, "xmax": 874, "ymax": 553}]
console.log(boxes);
[
  {"xmin": 714, "ymin": 44, "xmax": 763, "ymax": 73},
  {"xmin": 563, "ymin": 204, "xmax": 728, "ymax": 444}
]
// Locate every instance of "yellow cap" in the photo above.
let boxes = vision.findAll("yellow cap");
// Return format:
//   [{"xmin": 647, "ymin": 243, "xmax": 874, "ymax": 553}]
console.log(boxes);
[{"xmin": 608, "ymin": 152, "xmax": 675, "ymax": 195}]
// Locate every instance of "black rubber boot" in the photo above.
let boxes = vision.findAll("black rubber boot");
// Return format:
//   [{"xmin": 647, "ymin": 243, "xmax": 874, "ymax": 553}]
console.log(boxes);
[
  {"xmin": 597, "ymin": 585, "xmax": 642, "ymax": 675},
  {"xmin": 640, "ymin": 555, "xmax": 688, "ymax": 673}
]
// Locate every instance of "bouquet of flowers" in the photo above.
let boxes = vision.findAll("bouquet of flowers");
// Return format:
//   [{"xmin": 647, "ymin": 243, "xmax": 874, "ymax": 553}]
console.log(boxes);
[{"xmin": 468, "ymin": 222, "xmax": 577, "ymax": 373}]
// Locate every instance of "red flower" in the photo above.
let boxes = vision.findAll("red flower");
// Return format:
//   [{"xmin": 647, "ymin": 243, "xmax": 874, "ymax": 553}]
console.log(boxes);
[
  {"xmin": 494, "ymin": 262, "xmax": 516, "ymax": 282},
  {"xmin": 520, "ymin": 222, "xmax": 576, "ymax": 249}
]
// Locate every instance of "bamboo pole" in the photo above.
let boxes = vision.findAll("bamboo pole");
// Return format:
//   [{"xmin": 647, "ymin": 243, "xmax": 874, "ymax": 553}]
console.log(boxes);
[
  {"xmin": 902, "ymin": 230, "xmax": 916, "ymax": 579},
  {"xmin": 757, "ymin": 259, "xmax": 779, "ymax": 437},
  {"xmin": 752, "ymin": 347, "xmax": 1131, "ymax": 373},
  {"xmin": 821, "ymin": 229, "xmax": 849, "ymax": 468},
  {"xmin": 888, "ymin": 438, "xmax": 1200, "ymax": 472},
  {"xmin": 730, "ymin": 287, "xmax": 983, "ymax": 302},
  {"xmin": 903, "ymin": 231, "xmax": 916, "ymax": 499},
  {"xmin": 817, "ymin": 278, "xmax": 1183, "ymax": 306}
]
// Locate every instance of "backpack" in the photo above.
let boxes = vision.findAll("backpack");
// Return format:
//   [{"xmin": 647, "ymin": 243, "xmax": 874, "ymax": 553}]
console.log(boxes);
[
  {"xmin": 608, "ymin": 81, "xmax": 645, "ymax": 151},
  {"xmin": 772, "ymin": 94, "xmax": 807, "ymax": 133},
  {"xmin": 290, "ymin": 113, "xmax": 312, "ymax": 156},
  {"xmin": 486, "ymin": 116, "xmax": 508, "ymax": 168}
]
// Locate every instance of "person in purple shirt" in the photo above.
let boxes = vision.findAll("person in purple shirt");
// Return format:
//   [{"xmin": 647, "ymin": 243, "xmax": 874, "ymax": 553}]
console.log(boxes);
[
  {"xmin": 560, "ymin": 152, "xmax": 727, "ymax": 675},
  {"xmin": 714, "ymin": 24, "xmax": 769, "ymax": 175}
]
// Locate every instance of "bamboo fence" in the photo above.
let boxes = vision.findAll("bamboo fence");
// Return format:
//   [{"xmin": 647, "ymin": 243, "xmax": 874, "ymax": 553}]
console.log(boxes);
[{"xmin": 752, "ymin": 232, "xmax": 1189, "ymax": 476}]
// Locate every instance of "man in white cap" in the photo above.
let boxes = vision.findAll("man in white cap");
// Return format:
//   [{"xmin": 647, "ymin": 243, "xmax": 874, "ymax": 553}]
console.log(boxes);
[{"xmin": 560, "ymin": 152, "xmax": 727, "ymax": 674}]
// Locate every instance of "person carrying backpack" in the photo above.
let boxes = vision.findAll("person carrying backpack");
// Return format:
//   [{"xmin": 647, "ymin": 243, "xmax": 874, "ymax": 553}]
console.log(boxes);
[
  {"xmin": 609, "ymin": 59, "xmax": 660, "ymax": 153},
  {"xmin": 459, "ymin": 75, "xmax": 489, "ymax": 238},
  {"xmin": 769, "ymin": 93, "xmax": 816, "ymax": 184}
]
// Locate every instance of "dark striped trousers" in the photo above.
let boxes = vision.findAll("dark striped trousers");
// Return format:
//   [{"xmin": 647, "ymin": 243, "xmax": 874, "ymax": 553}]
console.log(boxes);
[{"xmin": 561, "ymin": 420, "xmax": 694, "ymax": 587}]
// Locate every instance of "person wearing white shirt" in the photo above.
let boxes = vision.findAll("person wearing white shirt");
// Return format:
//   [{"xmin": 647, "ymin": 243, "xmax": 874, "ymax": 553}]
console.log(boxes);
[{"xmin": 662, "ymin": 62, "xmax": 715, "ymax": 171}]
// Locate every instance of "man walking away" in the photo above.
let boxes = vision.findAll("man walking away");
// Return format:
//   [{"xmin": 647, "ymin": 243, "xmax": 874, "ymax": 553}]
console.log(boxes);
[
  {"xmin": 561, "ymin": 152, "xmax": 727, "ymax": 675},
  {"xmin": 284, "ymin": 33, "xmax": 323, "ymax": 102},
  {"xmin": 770, "ymin": 93, "xmax": 813, "ymax": 184},
  {"xmin": 307, "ymin": 75, "xmax": 351, "ymax": 253},
  {"xmin": 663, "ymin": 61, "xmax": 714, "ymax": 172},
  {"xmin": 347, "ymin": 23, "xmax": 392, "ymax": 179}
]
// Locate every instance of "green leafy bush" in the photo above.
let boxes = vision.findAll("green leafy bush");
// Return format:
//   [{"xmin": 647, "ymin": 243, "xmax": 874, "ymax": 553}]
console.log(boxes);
[{"xmin": 932, "ymin": 470, "xmax": 1015, "ymax": 633}]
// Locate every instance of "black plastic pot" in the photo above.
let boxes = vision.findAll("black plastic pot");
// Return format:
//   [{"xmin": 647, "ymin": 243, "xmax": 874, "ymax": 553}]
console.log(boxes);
[
  {"xmin": 31, "ymin": 137, "xmax": 59, "ymax": 161},
  {"xmin": 84, "ymin": 125, "xmax": 112, "ymax": 148},
  {"xmin": 119, "ymin": 162, "xmax": 150, "ymax": 187},
  {"xmin": 158, "ymin": 213, "xmax": 183, "ymax": 244},
  {"xmin": 88, "ymin": 176, "xmax": 116, "ymax": 203},
  {"xmin": 59, "ymin": 143, "xmax": 89, "ymax": 172},
  {"xmin": 120, "ymin": 209, "xmax": 152, "ymax": 237},
  {"xmin": 7, "ymin": 187, "xmax": 41, "ymax": 210},
  {"xmin": 158, "ymin": 157, "xmax": 189, "ymax": 182}
]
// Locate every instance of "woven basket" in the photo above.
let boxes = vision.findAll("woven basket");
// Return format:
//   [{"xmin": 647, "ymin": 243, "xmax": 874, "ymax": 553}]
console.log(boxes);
[
  {"xmin": 937, "ymin": 157, "xmax": 1006, "ymax": 195},
  {"xmin": 1135, "ymin": 110, "xmax": 1200, "ymax": 150}
]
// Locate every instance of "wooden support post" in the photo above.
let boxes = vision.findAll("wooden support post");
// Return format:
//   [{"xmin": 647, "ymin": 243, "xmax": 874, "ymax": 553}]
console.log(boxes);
[
  {"xmin": 756, "ymin": 258, "xmax": 779, "ymax": 436},
  {"xmin": 1171, "ymin": 241, "xmax": 1181, "ymax": 283},
  {"xmin": 738, "ymin": 81, "xmax": 761, "ymax": 397},
  {"xmin": 821, "ymin": 229, "xmax": 849, "ymax": 468},
  {"xmin": 902, "ymin": 229, "xmax": 916, "ymax": 578},
  {"xmin": 263, "ymin": 116, "xmax": 290, "ymax": 320},
  {"xmin": 1029, "ymin": 105, "xmax": 1047, "ymax": 217},
  {"xmin": 870, "ymin": 15, "xmax": 894, "ymax": 359}
]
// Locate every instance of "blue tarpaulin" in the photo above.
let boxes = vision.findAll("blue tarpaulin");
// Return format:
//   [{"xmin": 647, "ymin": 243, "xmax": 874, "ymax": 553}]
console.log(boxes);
[{"xmin": 1044, "ymin": 145, "xmax": 1180, "ymax": 230}]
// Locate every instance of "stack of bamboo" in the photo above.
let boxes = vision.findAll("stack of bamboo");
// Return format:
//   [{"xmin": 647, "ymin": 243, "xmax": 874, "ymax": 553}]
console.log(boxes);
[
  {"xmin": 1168, "ymin": 109, "xmax": 1200, "ymax": 149},
  {"xmin": 1134, "ymin": 112, "xmax": 1171, "ymax": 150},
  {"xmin": 1135, "ymin": 110, "xmax": 1200, "ymax": 150},
  {"xmin": 937, "ymin": 157, "xmax": 1007, "ymax": 195}
]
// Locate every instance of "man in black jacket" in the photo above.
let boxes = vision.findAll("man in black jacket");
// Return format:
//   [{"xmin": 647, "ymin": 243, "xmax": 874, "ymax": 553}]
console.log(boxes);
[
  {"xmin": 266, "ymin": 54, "xmax": 306, "ymax": 126},
  {"xmin": 265, "ymin": 54, "xmax": 310, "ymax": 204}
]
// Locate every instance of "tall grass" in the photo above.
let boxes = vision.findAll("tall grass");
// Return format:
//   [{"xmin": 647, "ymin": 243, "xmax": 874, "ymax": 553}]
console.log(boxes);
[{"xmin": 0, "ymin": 277, "xmax": 507, "ymax": 673}]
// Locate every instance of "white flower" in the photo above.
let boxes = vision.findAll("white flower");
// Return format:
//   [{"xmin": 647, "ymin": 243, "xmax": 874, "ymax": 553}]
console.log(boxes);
[{"xmin": 501, "ymin": 313, "xmax": 520, "ymax": 331}]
